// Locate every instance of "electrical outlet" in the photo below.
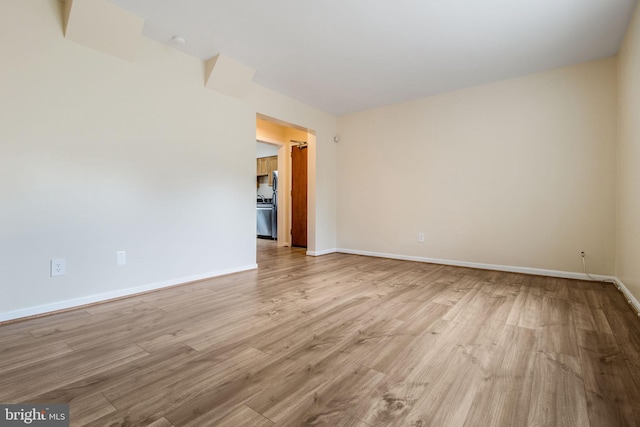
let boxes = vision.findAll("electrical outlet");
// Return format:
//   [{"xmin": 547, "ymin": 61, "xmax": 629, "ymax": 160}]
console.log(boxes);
[
  {"xmin": 51, "ymin": 259, "xmax": 66, "ymax": 277},
  {"xmin": 418, "ymin": 233, "xmax": 425, "ymax": 243},
  {"xmin": 581, "ymin": 251, "xmax": 585, "ymax": 258},
  {"xmin": 117, "ymin": 251, "xmax": 126, "ymax": 266}
]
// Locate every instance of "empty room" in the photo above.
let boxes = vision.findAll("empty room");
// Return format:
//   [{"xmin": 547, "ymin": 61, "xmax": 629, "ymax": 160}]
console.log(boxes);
[{"xmin": 2, "ymin": 0, "xmax": 640, "ymax": 425}]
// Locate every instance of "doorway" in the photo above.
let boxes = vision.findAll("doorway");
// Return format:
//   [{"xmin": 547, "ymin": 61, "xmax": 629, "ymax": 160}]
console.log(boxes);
[{"xmin": 256, "ymin": 114, "xmax": 314, "ymax": 250}]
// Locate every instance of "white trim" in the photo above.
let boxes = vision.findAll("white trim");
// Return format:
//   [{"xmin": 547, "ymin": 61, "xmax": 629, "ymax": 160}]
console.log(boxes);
[
  {"xmin": 0, "ymin": 264, "xmax": 258, "ymax": 323},
  {"xmin": 336, "ymin": 248, "xmax": 619, "ymax": 281},
  {"xmin": 612, "ymin": 278, "xmax": 640, "ymax": 315},
  {"xmin": 307, "ymin": 248, "xmax": 337, "ymax": 256}
]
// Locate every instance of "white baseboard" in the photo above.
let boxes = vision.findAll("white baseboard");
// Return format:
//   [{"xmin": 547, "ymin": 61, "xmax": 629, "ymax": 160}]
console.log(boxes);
[
  {"xmin": 307, "ymin": 248, "xmax": 337, "ymax": 256},
  {"xmin": 0, "ymin": 264, "xmax": 258, "ymax": 323},
  {"xmin": 336, "ymin": 248, "xmax": 619, "ymax": 282},
  {"xmin": 612, "ymin": 278, "xmax": 640, "ymax": 315}
]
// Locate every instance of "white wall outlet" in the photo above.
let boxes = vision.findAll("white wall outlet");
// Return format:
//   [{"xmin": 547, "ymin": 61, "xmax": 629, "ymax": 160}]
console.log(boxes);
[
  {"xmin": 51, "ymin": 259, "xmax": 66, "ymax": 277},
  {"xmin": 117, "ymin": 250, "xmax": 126, "ymax": 266},
  {"xmin": 418, "ymin": 232, "xmax": 425, "ymax": 243}
]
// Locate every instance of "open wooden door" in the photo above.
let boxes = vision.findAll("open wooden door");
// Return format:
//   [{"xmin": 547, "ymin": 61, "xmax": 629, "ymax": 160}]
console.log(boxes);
[{"xmin": 291, "ymin": 145, "xmax": 308, "ymax": 248}]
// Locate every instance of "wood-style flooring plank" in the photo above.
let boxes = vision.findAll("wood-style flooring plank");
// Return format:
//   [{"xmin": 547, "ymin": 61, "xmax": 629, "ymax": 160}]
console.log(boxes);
[
  {"xmin": 147, "ymin": 418, "xmax": 175, "ymax": 427},
  {"xmin": 68, "ymin": 393, "xmax": 117, "ymax": 426},
  {"xmin": 335, "ymin": 415, "xmax": 372, "ymax": 427},
  {"xmin": 526, "ymin": 351, "xmax": 589, "ymax": 427},
  {"xmin": 0, "ymin": 343, "xmax": 149, "ymax": 403},
  {"xmin": 0, "ymin": 340, "xmax": 74, "ymax": 371},
  {"xmin": 538, "ymin": 296, "xmax": 579, "ymax": 357},
  {"xmin": 602, "ymin": 292, "xmax": 640, "ymax": 391},
  {"xmin": 577, "ymin": 329, "xmax": 640, "ymax": 426},
  {"xmin": 213, "ymin": 405, "xmax": 273, "ymax": 427},
  {"xmin": 28, "ymin": 344, "xmax": 197, "ymax": 405},
  {"xmin": 463, "ymin": 325, "xmax": 538, "ymax": 426}
]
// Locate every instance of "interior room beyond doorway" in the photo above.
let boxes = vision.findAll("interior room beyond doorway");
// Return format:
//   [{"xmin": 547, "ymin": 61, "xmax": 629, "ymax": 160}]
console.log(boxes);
[{"xmin": 256, "ymin": 115, "xmax": 315, "ymax": 249}]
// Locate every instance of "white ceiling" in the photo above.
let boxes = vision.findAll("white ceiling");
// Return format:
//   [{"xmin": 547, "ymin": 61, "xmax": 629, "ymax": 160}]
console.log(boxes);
[{"xmin": 108, "ymin": 0, "xmax": 637, "ymax": 115}]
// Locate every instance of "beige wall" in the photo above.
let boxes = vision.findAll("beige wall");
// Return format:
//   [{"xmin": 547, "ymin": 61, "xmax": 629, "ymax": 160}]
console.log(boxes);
[
  {"xmin": 337, "ymin": 58, "xmax": 618, "ymax": 275},
  {"xmin": 0, "ymin": 0, "xmax": 337, "ymax": 320},
  {"xmin": 617, "ymin": 5, "xmax": 640, "ymax": 302}
]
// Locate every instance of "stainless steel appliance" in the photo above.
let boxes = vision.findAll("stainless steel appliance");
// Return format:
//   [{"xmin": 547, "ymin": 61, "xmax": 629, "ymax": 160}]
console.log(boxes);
[
  {"xmin": 257, "ymin": 202, "xmax": 272, "ymax": 238},
  {"xmin": 257, "ymin": 170, "xmax": 278, "ymax": 239}
]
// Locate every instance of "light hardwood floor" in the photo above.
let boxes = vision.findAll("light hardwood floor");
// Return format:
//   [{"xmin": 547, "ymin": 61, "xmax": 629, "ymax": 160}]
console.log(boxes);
[{"xmin": 2, "ymin": 240, "xmax": 640, "ymax": 426}]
